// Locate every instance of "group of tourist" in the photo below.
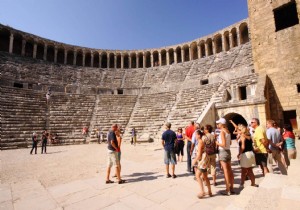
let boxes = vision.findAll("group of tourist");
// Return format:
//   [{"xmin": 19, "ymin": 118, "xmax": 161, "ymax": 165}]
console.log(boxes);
[
  {"xmin": 30, "ymin": 130, "xmax": 59, "ymax": 154},
  {"xmin": 161, "ymin": 117, "xmax": 297, "ymax": 199}
]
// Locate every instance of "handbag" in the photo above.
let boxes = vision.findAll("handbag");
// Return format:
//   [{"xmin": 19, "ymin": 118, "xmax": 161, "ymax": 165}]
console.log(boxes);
[{"xmin": 197, "ymin": 152, "xmax": 209, "ymax": 170}]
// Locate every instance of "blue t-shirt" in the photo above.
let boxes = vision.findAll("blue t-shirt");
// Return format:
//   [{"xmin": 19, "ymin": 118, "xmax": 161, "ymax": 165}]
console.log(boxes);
[
  {"xmin": 162, "ymin": 129, "xmax": 177, "ymax": 152},
  {"xmin": 107, "ymin": 131, "xmax": 117, "ymax": 151},
  {"xmin": 267, "ymin": 127, "xmax": 281, "ymax": 150}
]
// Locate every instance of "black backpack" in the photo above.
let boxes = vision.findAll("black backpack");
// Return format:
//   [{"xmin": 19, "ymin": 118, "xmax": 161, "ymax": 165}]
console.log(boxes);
[{"xmin": 204, "ymin": 134, "xmax": 216, "ymax": 155}]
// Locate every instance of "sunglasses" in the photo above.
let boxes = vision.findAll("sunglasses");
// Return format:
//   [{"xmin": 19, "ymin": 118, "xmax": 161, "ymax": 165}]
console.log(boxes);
[{"xmin": 251, "ymin": 122, "xmax": 256, "ymax": 124}]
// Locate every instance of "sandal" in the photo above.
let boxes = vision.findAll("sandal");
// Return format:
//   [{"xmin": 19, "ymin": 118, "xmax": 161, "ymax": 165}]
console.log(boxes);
[
  {"xmin": 118, "ymin": 179, "xmax": 126, "ymax": 184},
  {"xmin": 166, "ymin": 174, "xmax": 171, "ymax": 178},
  {"xmin": 172, "ymin": 174, "xmax": 177, "ymax": 179},
  {"xmin": 205, "ymin": 192, "xmax": 213, "ymax": 197},
  {"xmin": 105, "ymin": 180, "xmax": 114, "ymax": 184},
  {"xmin": 197, "ymin": 193, "xmax": 205, "ymax": 199}
]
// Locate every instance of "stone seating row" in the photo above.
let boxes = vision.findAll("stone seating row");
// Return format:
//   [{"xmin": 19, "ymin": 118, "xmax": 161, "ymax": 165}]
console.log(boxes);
[{"xmin": 0, "ymin": 86, "xmax": 47, "ymax": 150}]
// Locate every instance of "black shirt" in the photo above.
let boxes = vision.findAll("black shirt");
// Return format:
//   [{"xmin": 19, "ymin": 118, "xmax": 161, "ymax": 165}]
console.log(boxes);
[
  {"xmin": 107, "ymin": 131, "xmax": 118, "ymax": 151},
  {"xmin": 239, "ymin": 139, "xmax": 253, "ymax": 153}
]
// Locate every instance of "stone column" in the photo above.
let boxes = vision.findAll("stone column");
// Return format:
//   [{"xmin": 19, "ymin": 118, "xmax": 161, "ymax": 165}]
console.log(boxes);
[
  {"xmin": 197, "ymin": 45, "xmax": 201, "ymax": 58},
  {"xmin": 99, "ymin": 54, "xmax": 102, "ymax": 68},
  {"xmin": 151, "ymin": 53, "xmax": 154, "ymax": 67},
  {"xmin": 189, "ymin": 47, "xmax": 192, "ymax": 61},
  {"xmin": 166, "ymin": 51, "xmax": 169, "ymax": 65},
  {"xmin": 212, "ymin": 40, "xmax": 216, "ymax": 55},
  {"xmin": 33, "ymin": 43, "xmax": 37, "ymax": 59},
  {"xmin": 21, "ymin": 39, "xmax": 26, "ymax": 56},
  {"xmin": 54, "ymin": 47, "xmax": 58, "ymax": 63},
  {"xmin": 91, "ymin": 53, "xmax": 94, "ymax": 67},
  {"xmin": 204, "ymin": 42, "xmax": 209, "ymax": 56},
  {"xmin": 136, "ymin": 55, "xmax": 139, "ymax": 68},
  {"xmin": 9, "ymin": 33, "xmax": 14, "ymax": 54},
  {"xmin": 229, "ymin": 33, "xmax": 233, "ymax": 49},
  {"xmin": 107, "ymin": 53, "xmax": 110, "ymax": 69},
  {"xmin": 174, "ymin": 51, "xmax": 177, "ymax": 64},
  {"xmin": 121, "ymin": 54, "xmax": 124, "ymax": 69},
  {"xmin": 73, "ymin": 51, "xmax": 77, "ymax": 65},
  {"xmin": 43, "ymin": 44, "xmax": 48, "ymax": 61},
  {"xmin": 114, "ymin": 54, "xmax": 117, "ymax": 68},
  {"xmin": 222, "ymin": 34, "xmax": 226, "ymax": 52},
  {"xmin": 159, "ymin": 52, "xmax": 162, "ymax": 66},
  {"xmin": 129, "ymin": 56, "xmax": 132, "ymax": 69},
  {"xmin": 237, "ymin": 28, "xmax": 241, "ymax": 46},
  {"xmin": 143, "ymin": 54, "xmax": 146, "ymax": 68},
  {"xmin": 64, "ymin": 51, "xmax": 67, "ymax": 64},
  {"xmin": 82, "ymin": 53, "xmax": 85, "ymax": 67},
  {"xmin": 181, "ymin": 49, "xmax": 184, "ymax": 62}
]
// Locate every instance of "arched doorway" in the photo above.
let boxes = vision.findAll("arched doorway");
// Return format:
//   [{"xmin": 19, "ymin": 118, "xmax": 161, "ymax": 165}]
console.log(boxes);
[{"xmin": 223, "ymin": 113, "xmax": 248, "ymax": 139}]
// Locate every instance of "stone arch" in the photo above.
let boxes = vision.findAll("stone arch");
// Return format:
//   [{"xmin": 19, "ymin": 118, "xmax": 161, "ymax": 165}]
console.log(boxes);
[
  {"xmin": 0, "ymin": 28, "xmax": 10, "ymax": 52},
  {"xmin": 239, "ymin": 22, "xmax": 249, "ymax": 44},
  {"xmin": 206, "ymin": 38, "xmax": 213, "ymax": 56},
  {"xmin": 145, "ymin": 51, "xmax": 151, "ymax": 68},
  {"xmin": 168, "ymin": 48, "xmax": 174, "ymax": 64},
  {"xmin": 183, "ymin": 45, "xmax": 190, "ymax": 62},
  {"xmin": 101, "ymin": 52, "xmax": 108, "ymax": 68},
  {"xmin": 231, "ymin": 28, "xmax": 238, "ymax": 48},
  {"xmin": 190, "ymin": 42, "xmax": 198, "ymax": 60},
  {"xmin": 24, "ymin": 38, "xmax": 34, "ymax": 58},
  {"xmin": 57, "ymin": 47, "xmax": 65, "ymax": 64},
  {"xmin": 123, "ymin": 53, "xmax": 129, "ymax": 69},
  {"xmin": 131, "ymin": 53, "xmax": 137, "ymax": 68},
  {"xmin": 137, "ymin": 52, "xmax": 143, "ymax": 68},
  {"xmin": 93, "ymin": 51, "xmax": 99, "ymax": 67},
  {"xmin": 85, "ymin": 51, "xmax": 91, "ymax": 67},
  {"xmin": 116, "ymin": 53, "xmax": 121, "ymax": 68},
  {"xmin": 214, "ymin": 34, "xmax": 223, "ymax": 54},
  {"xmin": 176, "ymin": 46, "xmax": 182, "ymax": 63},
  {"xmin": 153, "ymin": 51, "xmax": 159, "ymax": 66},
  {"xmin": 199, "ymin": 41, "xmax": 205, "ymax": 58},
  {"xmin": 109, "ymin": 53, "xmax": 115, "ymax": 68},
  {"xmin": 66, "ymin": 50, "xmax": 74, "ymax": 65},
  {"xmin": 47, "ymin": 44, "xmax": 55, "ymax": 62},
  {"xmin": 12, "ymin": 33, "xmax": 22, "ymax": 55},
  {"xmin": 161, "ymin": 49, "xmax": 167, "ymax": 66},
  {"xmin": 76, "ymin": 50, "xmax": 83, "ymax": 66},
  {"xmin": 224, "ymin": 31, "xmax": 230, "ymax": 51},
  {"xmin": 223, "ymin": 112, "xmax": 248, "ymax": 139},
  {"xmin": 36, "ymin": 42, "xmax": 44, "ymax": 60}
]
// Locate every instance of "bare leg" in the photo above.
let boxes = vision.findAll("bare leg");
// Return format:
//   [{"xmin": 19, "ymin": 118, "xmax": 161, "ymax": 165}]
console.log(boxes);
[
  {"xmin": 220, "ymin": 161, "xmax": 230, "ymax": 192},
  {"xmin": 202, "ymin": 172, "xmax": 212, "ymax": 195},
  {"xmin": 106, "ymin": 167, "xmax": 111, "ymax": 181},
  {"xmin": 171, "ymin": 164, "xmax": 175, "ymax": 175},
  {"xmin": 241, "ymin": 168, "xmax": 247, "ymax": 186},
  {"xmin": 166, "ymin": 164, "xmax": 170, "ymax": 175},
  {"xmin": 247, "ymin": 168, "xmax": 256, "ymax": 186},
  {"xmin": 196, "ymin": 169, "xmax": 205, "ymax": 197}
]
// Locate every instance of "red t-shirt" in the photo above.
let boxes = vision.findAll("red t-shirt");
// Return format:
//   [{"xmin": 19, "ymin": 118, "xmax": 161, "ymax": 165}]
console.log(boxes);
[{"xmin": 185, "ymin": 125, "xmax": 195, "ymax": 140}]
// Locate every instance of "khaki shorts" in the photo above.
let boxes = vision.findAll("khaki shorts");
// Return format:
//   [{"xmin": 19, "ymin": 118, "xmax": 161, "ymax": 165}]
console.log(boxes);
[
  {"xmin": 107, "ymin": 150, "xmax": 119, "ymax": 167},
  {"xmin": 207, "ymin": 154, "xmax": 216, "ymax": 175}
]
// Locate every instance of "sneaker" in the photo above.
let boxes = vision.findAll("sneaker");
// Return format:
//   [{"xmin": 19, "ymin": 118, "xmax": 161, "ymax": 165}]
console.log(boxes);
[{"xmin": 166, "ymin": 174, "xmax": 171, "ymax": 178}]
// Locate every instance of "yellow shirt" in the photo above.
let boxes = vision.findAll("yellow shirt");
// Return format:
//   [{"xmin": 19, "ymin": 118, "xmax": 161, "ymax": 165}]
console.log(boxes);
[{"xmin": 253, "ymin": 126, "xmax": 267, "ymax": 154}]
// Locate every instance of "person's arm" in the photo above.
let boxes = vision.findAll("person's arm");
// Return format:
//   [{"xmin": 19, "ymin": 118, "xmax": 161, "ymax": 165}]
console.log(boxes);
[
  {"xmin": 161, "ymin": 139, "xmax": 165, "ymax": 148},
  {"xmin": 216, "ymin": 130, "xmax": 226, "ymax": 148},
  {"xmin": 111, "ymin": 140, "xmax": 119, "ymax": 151},
  {"xmin": 192, "ymin": 140, "xmax": 203, "ymax": 166}
]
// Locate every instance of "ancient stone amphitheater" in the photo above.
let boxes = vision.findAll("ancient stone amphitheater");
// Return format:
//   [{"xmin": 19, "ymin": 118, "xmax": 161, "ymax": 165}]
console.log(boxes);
[{"xmin": 1, "ymin": 0, "xmax": 300, "ymax": 150}]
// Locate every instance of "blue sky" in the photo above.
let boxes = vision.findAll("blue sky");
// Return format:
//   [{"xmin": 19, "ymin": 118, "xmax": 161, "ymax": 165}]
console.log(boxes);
[{"xmin": 0, "ymin": 0, "xmax": 248, "ymax": 50}]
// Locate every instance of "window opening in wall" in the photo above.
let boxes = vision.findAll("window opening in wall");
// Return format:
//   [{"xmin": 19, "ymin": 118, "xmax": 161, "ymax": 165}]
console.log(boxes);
[
  {"xmin": 239, "ymin": 86, "xmax": 247, "ymax": 100},
  {"xmin": 14, "ymin": 82, "xmax": 23, "ymax": 88},
  {"xmin": 283, "ymin": 110, "xmax": 298, "ymax": 130},
  {"xmin": 274, "ymin": 1, "xmax": 299, "ymax": 32},
  {"xmin": 200, "ymin": 79, "xmax": 208, "ymax": 85},
  {"xmin": 297, "ymin": 83, "xmax": 300, "ymax": 93},
  {"xmin": 117, "ymin": 89, "xmax": 123, "ymax": 95}
]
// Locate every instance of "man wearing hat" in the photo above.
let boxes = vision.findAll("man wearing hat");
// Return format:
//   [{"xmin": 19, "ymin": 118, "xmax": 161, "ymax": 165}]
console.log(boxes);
[{"xmin": 162, "ymin": 122, "xmax": 177, "ymax": 178}]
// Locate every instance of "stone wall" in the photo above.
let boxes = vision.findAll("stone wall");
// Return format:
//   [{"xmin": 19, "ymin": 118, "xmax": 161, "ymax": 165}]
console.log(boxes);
[{"xmin": 248, "ymin": 0, "xmax": 300, "ymax": 132}]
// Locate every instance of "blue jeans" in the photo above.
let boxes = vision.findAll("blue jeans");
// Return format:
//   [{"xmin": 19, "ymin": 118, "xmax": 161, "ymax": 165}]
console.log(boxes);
[
  {"xmin": 164, "ymin": 150, "xmax": 177, "ymax": 165},
  {"xmin": 187, "ymin": 141, "xmax": 192, "ymax": 172}
]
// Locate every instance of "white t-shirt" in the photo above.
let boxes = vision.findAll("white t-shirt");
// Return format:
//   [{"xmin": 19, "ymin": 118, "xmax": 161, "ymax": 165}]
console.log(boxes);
[{"xmin": 217, "ymin": 131, "xmax": 231, "ymax": 150}]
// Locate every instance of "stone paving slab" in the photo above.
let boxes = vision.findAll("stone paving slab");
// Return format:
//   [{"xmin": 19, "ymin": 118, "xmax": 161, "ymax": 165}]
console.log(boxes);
[{"xmin": 2, "ymin": 141, "xmax": 299, "ymax": 210}]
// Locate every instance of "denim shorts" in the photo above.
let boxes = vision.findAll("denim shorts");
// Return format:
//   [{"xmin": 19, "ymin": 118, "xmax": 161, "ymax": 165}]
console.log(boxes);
[{"xmin": 164, "ymin": 150, "xmax": 177, "ymax": 165}]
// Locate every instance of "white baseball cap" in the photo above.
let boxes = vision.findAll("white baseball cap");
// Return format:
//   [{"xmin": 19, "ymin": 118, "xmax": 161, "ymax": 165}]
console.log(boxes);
[{"xmin": 216, "ymin": 118, "xmax": 226, "ymax": 125}]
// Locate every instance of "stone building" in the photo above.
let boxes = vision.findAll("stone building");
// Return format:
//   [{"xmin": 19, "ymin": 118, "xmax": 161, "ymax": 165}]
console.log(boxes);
[{"xmin": 0, "ymin": 1, "xmax": 299, "ymax": 149}]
